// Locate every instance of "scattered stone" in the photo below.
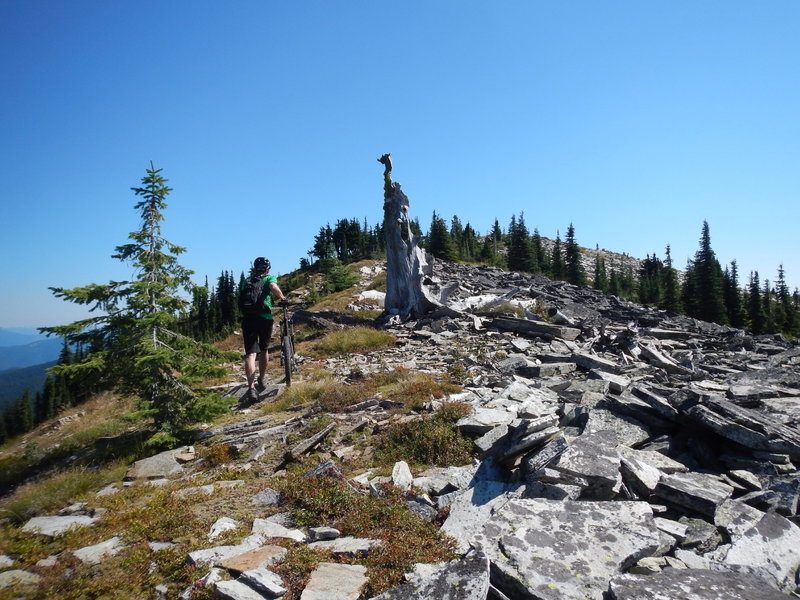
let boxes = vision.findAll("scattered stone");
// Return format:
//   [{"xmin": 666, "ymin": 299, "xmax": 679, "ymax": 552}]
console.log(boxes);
[
  {"xmin": 251, "ymin": 488, "xmax": 282, "ymax": 506},
  {"xmin": 609, "ymin": 568, "xmax": 790, "ymax": 600},
  {"xmin": 0, "ymin": 555, "xmax": 13, "ymax": 569},
  {"xmin": 473, "ymin": 498, "xmax": 661, "ymax": 600},
  {"xmin": 239, "ymin": 567, "xmax": 287, "ymax": 597},
  {"xmin": 21, "ymin": 515, "xmax": 97, "ymax": 537},
  {"xmin": 215, "ymin": 578, "xmax": 270, "ymax": 600},
  {"xmin": 308, "ymin": 527, "xmax": 340, "ymax": 541},
  {"xmin": 368, "ymin": 552, "xmax": 490, "ymax": 599},
  {"xmin": 73, "ymin": 536, "xmax": 124, "ymax": 564},
  {"xmin": 209, "ymin": 517, "xmax": 240, "ymax": 541},
  {"xmin": 251, "ymin": 519, "xmax": 306, "ymax": 542},
  {"xmin": 187, "ymin": 534, "xmax": 266, "ymax": 567},
  {"xmin": 550, "ymin": 430, "xmax": 622, "ymax": 499},
  {"xmin": 149, "ymin": 542, "xmax": 177, "ymax": 552},
  {"xmin": 654, "ymin": 472, "xmax": 734, "ymax": 517},
  {"xmin": 126, "ymin": 446, "xmax": 192, "ymax": 480},
  {"xmin": 391, "ymin": 460, "xmax": 413, "ymax": 490},
  {"xmin": 300, "ymin": 562, "xmax": 368, "ymax": 600},
  {"xmin": 307, "ymin": 536, "xmax": 382, "ymax": 557},
  {"xmin": 217, "ymin": 545, "xmax": 287, "ymax": 573},
  {"xmin": 0, "ymin": 569, "xmax": 41, "ymax": 589}
]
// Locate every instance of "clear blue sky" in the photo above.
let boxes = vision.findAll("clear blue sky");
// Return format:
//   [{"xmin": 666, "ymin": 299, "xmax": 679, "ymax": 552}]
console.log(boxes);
[{"xmin": 2, "ymin": 1, "xmax": 798, "ymax": 328}]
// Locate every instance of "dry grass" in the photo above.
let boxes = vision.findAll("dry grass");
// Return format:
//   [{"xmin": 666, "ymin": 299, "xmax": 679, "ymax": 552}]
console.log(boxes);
[{"xmin": 313, "ymin": 327, "xmax": 395, "ymax": 356}]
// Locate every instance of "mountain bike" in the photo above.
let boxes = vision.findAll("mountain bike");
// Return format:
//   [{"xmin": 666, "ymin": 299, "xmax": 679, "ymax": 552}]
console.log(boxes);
[{"xmin": 279, "ymin": 303, "xmax": 297, "ymax": 385}]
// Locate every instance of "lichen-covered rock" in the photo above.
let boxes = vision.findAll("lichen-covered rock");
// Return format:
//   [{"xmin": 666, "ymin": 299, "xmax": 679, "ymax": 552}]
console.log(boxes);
[
  {"xmin": 368, "ymin": 553, "xmax": 489, "ymax": 599},
  {"xmin": 472, "ymin": 498, "xmax": 662, "ymax": 600},
  {"xmin": 609, "ymin": 568, "xmax": 789, "ymax": 600}
]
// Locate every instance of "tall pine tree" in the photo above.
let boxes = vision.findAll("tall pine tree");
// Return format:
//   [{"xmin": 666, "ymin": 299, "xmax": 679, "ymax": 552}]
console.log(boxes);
[
  {"xmin": 682, "ymin": 221, "xmax": 728, "ymax": 324},
  {"xmin": 42, "ymin": 163, "xmax": 233, "ymax": 440}
]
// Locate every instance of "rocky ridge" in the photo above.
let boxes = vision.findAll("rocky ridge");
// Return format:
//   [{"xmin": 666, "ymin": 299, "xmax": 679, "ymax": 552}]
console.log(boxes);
[{"xmin": 8, "ymin": 259, "xmax": 800, "ymax": 599}]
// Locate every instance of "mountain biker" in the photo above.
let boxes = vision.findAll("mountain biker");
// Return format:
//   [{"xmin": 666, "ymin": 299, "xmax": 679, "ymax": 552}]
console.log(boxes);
[{"xmin": 241, "ymin": 257, "xmax": 286, "ymax": 398}]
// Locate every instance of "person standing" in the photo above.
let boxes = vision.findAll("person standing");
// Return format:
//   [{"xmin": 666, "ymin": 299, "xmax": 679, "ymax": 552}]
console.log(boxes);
[{"xmin": 239, "ymin": 256, "xmax": 286, "ymax": 399}]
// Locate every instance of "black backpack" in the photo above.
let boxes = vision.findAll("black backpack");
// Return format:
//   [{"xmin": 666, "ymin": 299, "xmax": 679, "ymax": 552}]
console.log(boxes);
[{"xmin": 239, "ymin": 275, "xmax": 270, "ymax": 314}]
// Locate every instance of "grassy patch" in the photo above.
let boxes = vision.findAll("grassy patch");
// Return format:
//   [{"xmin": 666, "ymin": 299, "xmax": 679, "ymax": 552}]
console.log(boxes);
[
  {"xmin": 0, "ymin": 461, "xmax": 129, "ymax": 525},
  {"xmin": 375, "ymin": 402, "xmax": 474, "ymax": 468},
  {"xmin": 313, "ymin": 327, "xmax": 395, "ymax": 356},
  {"xmin": 273, "ymin": 474, "xmax": 457, "ymax": 597}
]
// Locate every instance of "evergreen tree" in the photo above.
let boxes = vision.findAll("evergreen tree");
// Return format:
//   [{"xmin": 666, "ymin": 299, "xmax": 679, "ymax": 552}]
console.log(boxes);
[
  {"xmin": 42, "ymin": 163, "xmax": 231, "ymax": 439},
  {"xmin": 564, "ymin": 223, "xmax": 587, "ymax": 286},
  {"xmin": 681, "ymin": 221, "xmax": 728, "ymax": 324},
  {"xmin": 593, "ymin": 255, "xmax": 608, "ymax": 291},
  {"xmin": 427, "ymin": 211, "xmax": 457, "ymax": 261},
  {"xmin": 638, "ymin": 254, "xmax": 664, "ymax": 305},
  {"xmin": 763, "ymin": 279, "xmax": 776, "ymax": 334},
  {"xmin": 723, "ymin": 260, "xmax": 745, "ymax": 328},
  {"xmin": 507, "ymin": 213, "xmax": 533, "ymax": 272},
  {"xmin": 659, "ymin": 244, "xmax": 682, "ymax": 313},
  {"xmin": 532, "ymin": 228, "xmax": 549, "ymax": 275},
  {"xmin": 747, "ymin": 271, "xmax": 767, "ymax": 334},
  {"xmin": 550, "ymin": 232, "xmax": 564, "ymax": 280}
]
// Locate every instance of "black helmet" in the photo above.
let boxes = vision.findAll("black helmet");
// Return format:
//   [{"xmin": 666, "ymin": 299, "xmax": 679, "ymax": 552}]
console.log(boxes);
[{"xmin": 254, "ymin": 257, "xmax": 270, "ymax": 272}]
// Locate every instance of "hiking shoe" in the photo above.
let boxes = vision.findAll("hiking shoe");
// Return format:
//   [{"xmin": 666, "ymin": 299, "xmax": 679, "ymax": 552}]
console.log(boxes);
[
  {"xmin": 242, "ymin": 388, "xmax": 254, "ymax": 402},
  {"xmin": 256, "ymin": 377, "xmax": 266, "ymax": 391}
]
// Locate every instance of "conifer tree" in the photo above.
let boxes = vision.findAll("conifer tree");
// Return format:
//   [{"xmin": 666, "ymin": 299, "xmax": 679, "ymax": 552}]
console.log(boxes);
[
  {"xmin": 42, "ymin": 163, "xmax": 232, "ymax": 441},
  {"xmin": 550, "ymin": 232, "xmax": 564, "ymax": 280},
  {"xmin": 723, "ymin": 260, "xmax": 745, "ymax": 328},
  {"xmin": 507, "ymin": 213, "xmax": 533, "ymax": 272},
  {"xmin": 532, "ymin": 229, "xmax": 549, "ymax": 276},
  {"xmin": 659, "ymin": 244, "xmax": 682, "ymax": 313},
  {"xmin": 682, "ymin": 221, "xmax": 728, "ymax": 324},
  {"xmin": 564, "ymin": 223, "xmax": 587, "ymax": 286},
  {"xmin": 747, "ymin": 271, "xmax": 767, "ymax": 334},
  {"xmin": 593, "ymin": 255, "xmax": 608, "ymax": 291},
  {"xmin": 427, "ymin": 211, "xmax": 457, "ymax": 261},
  {"xmin": 638, "ymin": 254, "xmax": 664, "ymax": 305}
]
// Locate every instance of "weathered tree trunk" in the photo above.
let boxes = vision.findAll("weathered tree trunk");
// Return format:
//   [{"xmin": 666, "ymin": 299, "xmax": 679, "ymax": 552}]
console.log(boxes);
[{"xmin": 381, "ymin": 161, "xmax": 441, "ymax": 320}]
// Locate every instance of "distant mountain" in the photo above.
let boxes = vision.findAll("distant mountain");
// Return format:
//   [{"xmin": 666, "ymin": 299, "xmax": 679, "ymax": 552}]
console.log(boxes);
[
  {"xmin": 0, "ymin": 328, "xmax": 48, "ymax": 347},
  {"xmin": 0, "ymin": 338, "xmax": 62, "ymax": 371},
  {"xmin": 0, "ymin": 360, "xmax": 57, "ymax": 408}
]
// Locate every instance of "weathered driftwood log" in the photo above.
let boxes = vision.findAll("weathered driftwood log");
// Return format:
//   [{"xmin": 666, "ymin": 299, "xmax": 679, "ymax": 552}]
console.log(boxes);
[{"xmin": 381, "ymin": 156, "xmax": 441, "ymax": 320}]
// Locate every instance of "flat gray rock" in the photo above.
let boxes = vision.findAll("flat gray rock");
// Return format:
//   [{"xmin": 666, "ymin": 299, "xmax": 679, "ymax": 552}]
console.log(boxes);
[
  {"xmin": 0, "ymin": 569, "xmax": 41, "ymax": 589},
  {"xmin": 709, "ymin": 505, "xmax": 800, "ymax": 592},
  {"xmin": 307, "ymin": 536, "xmax": 382, "ymax": 556},
  {"xmin": 239, "ymin": 567, "xmax": 287, "ymax": 597},
  {"xmin": 455, "ymin": 407, "xmax": 516, "ymax": 434},
  {"xmin": 215, "ymin": 578, "xmax": 269, "ymax": 600},
  {"xmin": 73, "ymin": 536, "xmax": 124, "ymax": 564},
  {"xmin": 473, "ymin": 498, "xmax": 661, "ymax": 600},
  {"xmin": 21, "ymin": 515, "xmax": 97, "ymax": 537},
  {"xmin": 550, "ymin": 430, "xmax": 622, "ymax": 499},
  {"xmin": 368, "ymin": 552, "xmax": 489, "ymax": 599},
  {"xmin": 583, "ymin": 409, "xmax": 653, "ymax": 448},
  {"xmin": 654, "ymin": 472, "xmax": 733, "ymax": 517},
  {"xmin": 187, "ymin": 534, "xmax": 265, "ymax": 567},
  {"xmin": 609, "ymin": 568, "xmax": 789, "ymax": 600},
  {"xmin": 300, "ymin": 562, "xmax": 368, "ymax": 600},
  {"xmin": 440, "ymin": 478, "xmax": 518, "ymax": 553},
  {"xmin": 126, "ymin": 446, "xmax": 191, "ymax": 480}
]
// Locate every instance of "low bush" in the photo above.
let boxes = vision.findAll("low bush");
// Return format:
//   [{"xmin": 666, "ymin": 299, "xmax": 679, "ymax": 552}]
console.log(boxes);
[
  {"xmin": 314, "ymin": 327, "xmax": 395, "ymax": 356},
  {"xmin": 375, "ymin": 402, "xmax": 473, "ymax": 467}
]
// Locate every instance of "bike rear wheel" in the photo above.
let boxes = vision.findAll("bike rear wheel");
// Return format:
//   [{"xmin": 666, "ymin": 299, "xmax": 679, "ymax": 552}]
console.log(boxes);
[{"xmin": 282, "ymin": 335, "xmax": 293, "ymax": 386}]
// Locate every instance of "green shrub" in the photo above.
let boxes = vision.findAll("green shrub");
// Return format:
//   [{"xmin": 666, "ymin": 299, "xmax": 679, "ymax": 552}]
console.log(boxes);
[{"xmin": 375, "ymin": 402, "xmax": 473, "ymax": 467}]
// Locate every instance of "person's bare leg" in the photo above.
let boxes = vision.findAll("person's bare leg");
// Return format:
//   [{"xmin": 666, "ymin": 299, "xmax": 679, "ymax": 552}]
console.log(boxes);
[
  {"xmin": 245, "ymin": 353, "xmax": 257, "ymax": 389},
  {"xmin": 257, "ymin": 351, "xmax": 268, "ymax": 387}
]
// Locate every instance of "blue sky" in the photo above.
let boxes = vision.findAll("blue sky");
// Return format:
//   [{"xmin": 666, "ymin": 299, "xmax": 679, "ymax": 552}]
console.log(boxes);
[{"xmin": 1, "ymin": 1, "xmax": 798, "ymax": 329}]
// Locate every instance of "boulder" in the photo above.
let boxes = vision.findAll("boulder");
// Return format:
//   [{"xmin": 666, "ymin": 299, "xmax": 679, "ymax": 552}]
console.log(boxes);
[
  {"xmin": 609, "ymin": 568, "xmax": 790, "ymax": 600},
  {"xmin": 368, "ymin": 552, "xmax": 490, "ymax": 599},
  {"xmin": 654, "ymin": 472, "xmax": 734, "ymax": 517},
  {"xmin": 300, "ymin": 562, "xmax": 367, "ymax": 600},
  {"xmin": 473, "ymin": 498, "xmax": 661, "ymax": 600},
  {"xmin": 21, "ymin": 515, "xmax": 97, "ymax": 537},
  {"xmin": 550, "ymin": 430, "xmax": 622, "ymax": 499}
]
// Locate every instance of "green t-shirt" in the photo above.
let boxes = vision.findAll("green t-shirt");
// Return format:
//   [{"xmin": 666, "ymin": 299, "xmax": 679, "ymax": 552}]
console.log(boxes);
[{"xmin": 258, "ymin": 274, "xmax": 278, "ymax": 320}]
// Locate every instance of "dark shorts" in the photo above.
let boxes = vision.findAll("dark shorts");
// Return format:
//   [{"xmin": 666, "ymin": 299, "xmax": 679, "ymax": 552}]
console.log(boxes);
[{"xmin": 242, "ymin": 314, "xmax": 274, "ymax": 354}]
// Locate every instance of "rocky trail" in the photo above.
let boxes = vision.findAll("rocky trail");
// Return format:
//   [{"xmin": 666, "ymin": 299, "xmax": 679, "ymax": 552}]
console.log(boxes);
[{"xmin": 5, "ymin": 260, "xmax": 800, "ymax": 599}]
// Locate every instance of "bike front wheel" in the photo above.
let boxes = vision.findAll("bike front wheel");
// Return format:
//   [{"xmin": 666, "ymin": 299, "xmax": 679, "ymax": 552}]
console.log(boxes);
[{"xmin": 282, "ymin": 335, "xmax": 293, "ymax": 386}]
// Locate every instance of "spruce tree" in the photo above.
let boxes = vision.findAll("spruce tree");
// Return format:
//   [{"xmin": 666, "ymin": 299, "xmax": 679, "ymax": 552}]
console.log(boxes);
[
  {"xmin": 550, "ymin": 232, "xmax": 564, "ymax": 280},
  {"xmin": 747, "ymin": 271, "xmax": 767, "ymax": 334},
  {"xmin": 659, "ymin": 244, "xmax": 682, "ymax": 313},
  {"xmin": 593, "ymin": 255, "xmax": 608, "ymax": 291},
  {"xmin": 42, "ymin": 163, "xmax": 232, "ymax": 442},
  {"xmin": 564, "ymin": 224, "xmax": 587, "ymax": 286},
  {"xmin": 507, "ymin": 213, "xmax": 533, "ymax": 272},
  {"xmin": 427, "ymin": 211, "xmax": 457, "ymax": 261},
  {"xmin": 682, "ymin": 221, "xmax": 728, "ymax": 324},
  {"xmin": 723, "ymin": 260, "xmax": 745, "ymax": 328},
  {"xmin": 532, "ymin": 229, "xmax": 549, "ymax": 276}
]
